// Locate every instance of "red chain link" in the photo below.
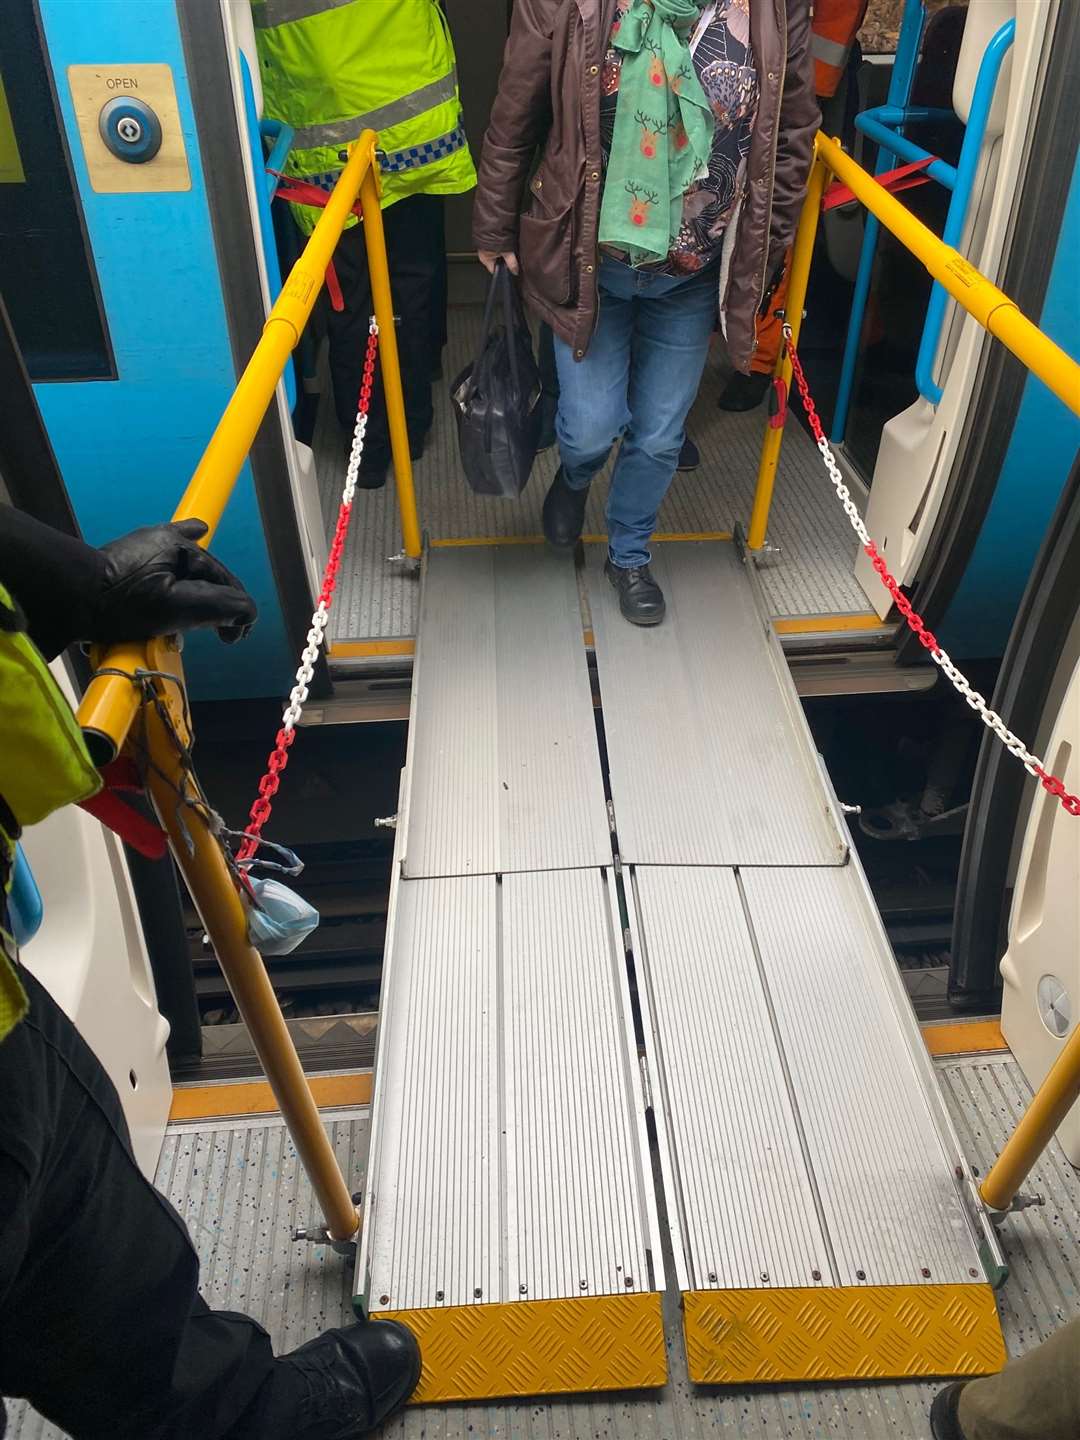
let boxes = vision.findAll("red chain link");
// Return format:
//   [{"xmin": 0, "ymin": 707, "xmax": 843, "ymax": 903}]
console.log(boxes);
[
  {"xmin": 236, "ymin": 326, "xmax": 379, "ymax": 864},
  {"xmin": 785, "ymin": 334, "xmax": 1080, "ymax": 820}
]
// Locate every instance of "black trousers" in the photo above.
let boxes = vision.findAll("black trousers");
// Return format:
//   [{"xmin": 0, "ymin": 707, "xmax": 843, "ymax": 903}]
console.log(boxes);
[
  {"xmin": 327, "ymin": 193, "xmax": 446, "ymax": 464},
  {"xmin": 0, "ymin": 970, "xmax": 293, "ymax": 1440}
]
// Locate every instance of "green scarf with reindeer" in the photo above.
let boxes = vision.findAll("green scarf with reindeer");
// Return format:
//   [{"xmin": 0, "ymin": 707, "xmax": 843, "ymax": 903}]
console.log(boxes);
[{"xmin": 598, "ymin": 0, "xmax": 715, "ymax": 266}]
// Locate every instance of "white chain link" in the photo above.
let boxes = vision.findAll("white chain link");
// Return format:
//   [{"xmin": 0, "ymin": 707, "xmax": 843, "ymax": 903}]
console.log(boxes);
[
  {"xmin": 280, "ymin": 317, "xmax": 378, "ymax": 735},
  {"xmin": 795, "ymin": 333, "xmax": 1050, "ymax": 784}
]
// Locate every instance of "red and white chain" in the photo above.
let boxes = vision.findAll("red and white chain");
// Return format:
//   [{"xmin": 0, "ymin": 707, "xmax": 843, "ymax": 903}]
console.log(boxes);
[
  {"xmin": 783, "ymin": 324, "xmax": 1080, "ymax": 819},
  {"xmin": 237, "ymin": 318, "xmax": 380, "ymax": 863}
]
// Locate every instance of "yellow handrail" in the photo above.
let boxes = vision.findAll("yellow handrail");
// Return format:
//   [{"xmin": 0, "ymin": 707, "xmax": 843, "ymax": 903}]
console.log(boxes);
[
  {"xmin": 79, "ymin": 132, "xmax": 421, "ymax": 760},
  {"xmin": 70, "ymin": 131, "xmax": 424, "ymax": 1243},
  {"xmin": 748, "ymin": 132, "xmax": 1080, "ymax": 551}
]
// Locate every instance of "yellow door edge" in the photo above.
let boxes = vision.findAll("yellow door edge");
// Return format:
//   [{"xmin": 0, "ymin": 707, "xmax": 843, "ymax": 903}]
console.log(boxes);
[
  {"xmin": 773, "ymin": 612, "xmax": 888, "ymax": 636},
  {"xmin": 683, "ymin": 1284, "xmax": 1006, "ymax": 1385},
  {"xmin": 376, "ymin": 1292, "xmax": 666, "ymax": 1403}
]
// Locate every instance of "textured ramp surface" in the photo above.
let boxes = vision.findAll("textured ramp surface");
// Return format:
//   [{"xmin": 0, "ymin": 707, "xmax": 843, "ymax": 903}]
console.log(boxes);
[
  {"xmin": 588, "ymin": 542, "xmax": 847, "ymax": 866},
  {"xmin": 358, "ymin": 869, "xmax": 659, "ymax": 1318},
  {"xmin": 401, "ymin": 546, "xmax": 610, "ymax": 878},
  {"xmin": 9, "ymin": 1057, "xmax": 1080, "ymax": 1437}
]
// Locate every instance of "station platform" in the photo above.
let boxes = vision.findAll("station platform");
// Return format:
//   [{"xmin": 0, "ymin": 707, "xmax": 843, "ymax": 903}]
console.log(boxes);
[{"xmin": 11, "ymin": 1042, "xmax": 1077, "ymax": 1440}]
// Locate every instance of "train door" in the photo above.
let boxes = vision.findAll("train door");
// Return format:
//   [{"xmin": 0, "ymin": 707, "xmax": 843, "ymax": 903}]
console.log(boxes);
[{"xmin": 0, "ymin": 0, "xmax": 326, "ymax": 701}]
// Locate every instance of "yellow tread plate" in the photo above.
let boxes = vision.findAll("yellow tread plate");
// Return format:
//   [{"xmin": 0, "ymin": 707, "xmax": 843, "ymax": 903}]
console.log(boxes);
[
  {"xmin": 684, "ymin": 1285, "xmax": 1006, "ymax": 1385},
  {"xmin": 380, "ymin": 1293, "xmax": 666, "ymax": 1402}
]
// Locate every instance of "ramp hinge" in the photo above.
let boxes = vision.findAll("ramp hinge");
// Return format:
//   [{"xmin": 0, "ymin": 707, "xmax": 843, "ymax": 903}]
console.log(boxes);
[
  {"xmin": 638, "ymin": 1054, "xmax": 653, "ymax": 1112},
  {"xmin": 623, "ymin": 926, "xmax": 632, "ymax": 953},
  {"xmin": 374, "ymin": 814, "xmax": 398, "ymax": 829},
  {"xmin": 607, "ymin": 799, "xmax": 617, "ymax": 833}
]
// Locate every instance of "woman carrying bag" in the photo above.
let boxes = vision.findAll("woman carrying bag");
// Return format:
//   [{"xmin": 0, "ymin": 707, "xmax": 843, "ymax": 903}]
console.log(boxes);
[{"xmin": 474, "ymin": 0, "xmax": 818, "ymax": 625}]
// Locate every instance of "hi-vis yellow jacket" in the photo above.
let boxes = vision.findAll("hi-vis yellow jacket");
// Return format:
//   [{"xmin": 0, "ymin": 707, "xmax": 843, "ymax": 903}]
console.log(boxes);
[{"xmin": 252, "ymin": 0, "xmax": 477, "ymax": 233}]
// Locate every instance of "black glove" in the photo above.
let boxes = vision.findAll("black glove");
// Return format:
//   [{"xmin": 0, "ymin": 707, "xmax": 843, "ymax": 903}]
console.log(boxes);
[{"xmin": 95, "ymin": 519, "xmax": 257, "ymax": 644}]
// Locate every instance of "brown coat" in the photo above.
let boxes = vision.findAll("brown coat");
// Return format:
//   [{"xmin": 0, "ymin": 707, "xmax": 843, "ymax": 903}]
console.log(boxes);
[{"xmin": 473, "ymin": 0, "xmax": 819, "ymax": 372}]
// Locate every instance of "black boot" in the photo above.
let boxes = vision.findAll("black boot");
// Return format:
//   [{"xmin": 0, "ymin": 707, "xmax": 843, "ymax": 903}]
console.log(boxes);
[
  {"xmin": 929, "ymin": 1382, "xmax": 969, "ymax": 1440},
  {"xmin": 605, "ymin": 557, "xmax": 665, "ymax": 626},
  {"xmin": 542, "ymin": 468, "xmax": 590, "ymax": 549},
  {"xmin": 717, "ymin": 370, "xmax": 771, "ymax": 412},
  {"xmin": 676, "ymin": 434, "xmax": 700, "ymax": 471},
  {"xmin": 260, "ymin": 1319, "xmax": 421, "ymax": 1437}
]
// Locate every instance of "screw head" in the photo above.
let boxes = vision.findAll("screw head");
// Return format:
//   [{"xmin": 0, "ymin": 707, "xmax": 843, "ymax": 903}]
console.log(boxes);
[
  {"xmin": 624, "ymin": 1275, "xmax": 634, "ymax": 1287},
  {"xmin": 969, "ymin": 1268, "xmax": 979, "ymax": 1278},
  {"xmin": 435, "ymin": 1290, "xmax": 444, "ymax": 1302},
  {"xmin": 812, "ymin": 1269, "xmax": 822, "ymax": 1282},
  {"xmin": 856, "ymin": 1270, "xmax": 866, "ymax": 1282},
  {"xmin": 519, "ymin": 1283, "xmax": 528, "ymax": 1295},
  {"xmin": 921, "ymin": 1267, "xmax": 931, "ymax": 1279},
  {"xmin": 708, "ymin": 1272, "xmax": 717, "ymax": 1284},
  {"xmin": 473, "ymin": 1287, "xmax": 482, "ymax": 1299},
  {"xmin": 759, "ymin": 1271, "xmax": 770, "ymax": 1283},
  {"xmin": 579, "ymin": 1279, "xmax": 588, "ymax": 1290},
  {"xmin": 379, "ymin": 1293, "xmax": 390, "ymax": 1305}
]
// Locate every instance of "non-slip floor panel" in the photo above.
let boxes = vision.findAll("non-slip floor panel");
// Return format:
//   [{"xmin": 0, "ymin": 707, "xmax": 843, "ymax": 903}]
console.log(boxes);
[
  {"xmin": 587, "ymin": 541, "xmax": 848, "ymax": 866},
  {"xmin": 320, "ymin": 302, "xmax": 872, "ymax": 644}
]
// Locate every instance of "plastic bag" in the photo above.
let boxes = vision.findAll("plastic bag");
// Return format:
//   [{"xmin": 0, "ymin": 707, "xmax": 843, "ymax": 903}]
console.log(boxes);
[
  {"xmin": 451, "ymin": 260, "xmax": 543, "ymax": 498},
  {"xmin": 246, "ymin": 876, "xmax": 320, "ymax": 956}
]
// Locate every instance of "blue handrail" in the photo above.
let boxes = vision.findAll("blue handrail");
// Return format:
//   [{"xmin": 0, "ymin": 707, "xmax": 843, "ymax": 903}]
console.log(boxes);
[
  {"xmin": 831, "ymin": 0, "xmax": 927, "ymax": 443},
  {"xmin": 239, "ymin": 52, "xmax": 297, "ymax": 412},
  {"xmin": 913, "ymin": 18, "xmax": 1016, "ymax": 403},
  {"xmin": 855, "ymin": 108, "xmax": 958, "ymax": 189},
  {"xmin": 261, "ymin": 116, "xmax": 295, "ymax": 199}
]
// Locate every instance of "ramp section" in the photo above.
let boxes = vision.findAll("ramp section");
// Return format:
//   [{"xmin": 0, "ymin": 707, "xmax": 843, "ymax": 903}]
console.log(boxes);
[
  {"xmin": 630, "ymin": 861, "xmax": 1006, "ymax": 1385},
  {"xmin": 401, "ymin": 547, "xmax": 610, "ymax": 879},
  {"xmin": 587, "ymin": 542, "xmax": 847, "ymax": 866},
  {"xmin": 358, "ymin": 868, "xmax": 664, "ymax": 1402}
]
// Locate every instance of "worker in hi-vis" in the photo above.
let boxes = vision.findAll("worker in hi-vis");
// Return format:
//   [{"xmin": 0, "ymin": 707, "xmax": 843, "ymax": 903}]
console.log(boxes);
[
  {"xmin": 253, "ymin": 0, "xmax": 476, "ymax": 485},
  {"xmin": 0, "ymin": 506, "xmax": 420, "ymax": 1438}
]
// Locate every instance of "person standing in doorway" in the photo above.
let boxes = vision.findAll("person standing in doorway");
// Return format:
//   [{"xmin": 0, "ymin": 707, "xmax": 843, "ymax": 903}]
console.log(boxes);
[
  {"xmin": 254, "ymin": 0, "xmax": 476, "ymax": 485},
  {"xmin": 474, "ymin": 0, "xmax": 817, "ymax": 626}
]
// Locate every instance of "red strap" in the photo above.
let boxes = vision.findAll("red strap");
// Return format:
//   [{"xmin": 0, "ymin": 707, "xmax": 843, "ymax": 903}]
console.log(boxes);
[
  {"xmin": 325, "ymin": 258, "xmax": 344, "ymax": 312},
  {"xmin": 78, "ymin": 790, "xmax": 168, "ymax": 860},
  {"xmin": 76, "ymin": 756, "xmax": 168, "ymax": 860},
  {"xmin": 768, "ymin": 376, "xmax": 788, "ymax": 429},
  {"xmin": 269, "ymin": 172, "xmax": 363, "ymax": 218},
  {"xmin": 823, "ymin": 157, "xmax": 934, "ymax": 212}
]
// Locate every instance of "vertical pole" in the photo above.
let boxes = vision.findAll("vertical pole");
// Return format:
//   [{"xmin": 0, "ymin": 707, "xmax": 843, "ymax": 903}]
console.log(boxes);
[
  {"xmin": 747, "ymin": 153, "xmax": 829, "ymax": 551},
  {"xmin": 361, "ymin": 166, "xmax": 422, "ymax": 560},
  {"xmin": 981, "ymin": 1024, "xmax": 1080, "ymax": 1213},
  {"xmin": 141, "ymin": 646, "xmax": 360, "ymax": 1242},
  {"xmin": 831, "ymin": 0, "xmax": 927, "ymax": 442}
]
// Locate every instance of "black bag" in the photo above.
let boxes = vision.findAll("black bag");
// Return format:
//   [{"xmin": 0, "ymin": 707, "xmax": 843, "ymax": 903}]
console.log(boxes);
[{"xmin": 451, "ymin": 261, "xmax": 543, "ymax": 498}]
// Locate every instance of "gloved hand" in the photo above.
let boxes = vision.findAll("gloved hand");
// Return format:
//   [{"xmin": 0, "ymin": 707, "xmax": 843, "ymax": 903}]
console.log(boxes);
[
  {"xmin": 94, "ymin": 519, "xmax": 257, "ymax": 644},
  {"xmin": 758, "ymin": 254, "xmax": 788, "ymax": 317}
]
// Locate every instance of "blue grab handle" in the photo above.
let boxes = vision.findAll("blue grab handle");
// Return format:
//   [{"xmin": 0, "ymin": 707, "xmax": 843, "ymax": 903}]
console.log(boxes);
[{"xmin": 10, "ymin": 846, "xmax": 44, "ymax": 948}]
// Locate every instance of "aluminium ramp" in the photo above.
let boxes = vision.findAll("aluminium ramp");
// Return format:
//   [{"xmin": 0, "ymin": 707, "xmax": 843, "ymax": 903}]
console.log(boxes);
[
  {"xmin": 357, "ymin": 547, "xmax": 664, "ymax": 1404},
  {"xmin": 588, "ymin": 541, "xmax": 1006, "ymax": 1386}
]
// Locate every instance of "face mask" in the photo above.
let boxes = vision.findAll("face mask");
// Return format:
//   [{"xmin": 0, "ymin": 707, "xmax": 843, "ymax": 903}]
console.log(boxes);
[{"xmin": 246, "ymin": 875, "xmax": 321, "ymax": 956}]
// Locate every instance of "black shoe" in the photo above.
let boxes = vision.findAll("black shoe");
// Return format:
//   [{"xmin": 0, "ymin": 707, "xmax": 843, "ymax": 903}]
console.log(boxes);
[
  {"xmin": 542, "ymin": 468, "xmax": 590, "ymax": 549},
  {"xmin": 410, "ymin": 424, "xmax": 432, "ymax": 462},
  {"xmin": 676, "ymin": 435, "xmax": 700, "ymax": 471},
  {"xmin": 273, "ymin": 1320, "xmax": 421, "ymax": 1437},
  {"xmin": 605, "ymin": 557, "xmax": 665, "ymax": 626},
  {"xmin": 929, "ymin": 1382, "xmax": 969, "ymax": 1440},
  {"xmin": 717, "ymin": 370, "xmax": 771, "ymax": 411},
  {"xmin": 356, "ymin": 461, "xmax": 388, "ymax": 490}
]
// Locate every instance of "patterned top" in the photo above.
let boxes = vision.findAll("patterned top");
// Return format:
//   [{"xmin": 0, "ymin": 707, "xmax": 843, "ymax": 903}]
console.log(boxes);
[{"xmin": 599, "ymin": 0, "xmax": 759, "ymax": 273}]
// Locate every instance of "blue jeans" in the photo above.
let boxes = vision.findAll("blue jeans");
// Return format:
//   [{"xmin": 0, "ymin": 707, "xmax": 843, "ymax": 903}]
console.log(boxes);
[{"xmin": 553, "ymin": 257, "xmax": 717, "ymax": 569}]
